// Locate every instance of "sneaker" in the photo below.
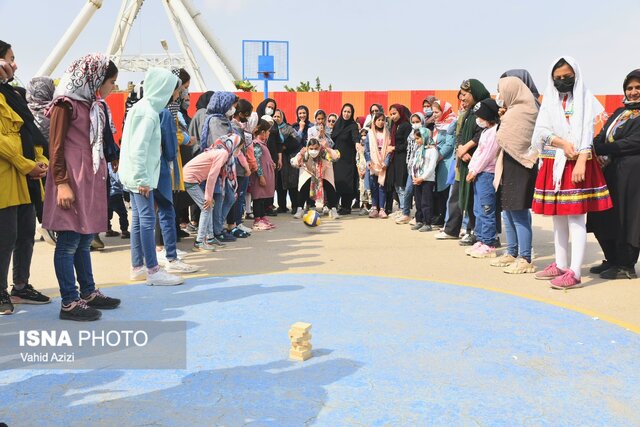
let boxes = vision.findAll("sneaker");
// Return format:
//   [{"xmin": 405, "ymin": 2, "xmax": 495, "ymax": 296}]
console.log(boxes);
[
  {"xmin": 409, "ymin": 217, "xmax": 417, "ymax": 226},
  {"xmin": 418, "ymin": 224, "xmax": 433, "ymax": 232},
  {"xmin": 535, "ymin": 262, "xmax": 566, "ymax": 280},
  {"xmin": 458, "ymin": 233, "xmax": 477, "ymax": 246},
  {"xmin": 39, "ymin": 226, "xmax": 57, "ymax": 246},
  {"xmin": 260, "ymin": 217, "xmax": 276, "ymax": 229},
  {"xmin": 156, "ymin": 250, "xmax": 168, "ymax": 265},
  {"xmin": 91, "ymin": 235, "xmax": 105, "ymax": 250},
  {"xmin": 599, "ymin": 266, "xmax": 638, "ymax": 280},
  {"xmin": 217, "ymin": 232, "xmax": 237, "ymax": 242},
  {"xmin": 59, "ymin": 299, "xmax": 101, "ymax": 321},
  {"xmin": 186, "ymin": 223, "xmax": 198, "ymax": 234},
  {"xmin": 193, "ymin": 240, "xmax": 217, "ymax": 252},
  {"xmin": 10, "ymin": 284, "xmax": 51, "ymax": 304},
  {"xmin": 378, "ymin": 210, "xmax": 388, "ymax": 219},
  {"xmin": 0, "ymin": 290, "xmax": 14, "ymax": 315},
  {"xmin": 329, "ymin": 207, "xmax": 341, "ymax": 219},
  {"xmin": 490, "ymin": 253, "xmax": 517, "ymax": 267},
  {"xmin": 130, "ymin": 266, "xmax": 146, "ymax": 281},
  {"xmin": 322, "ymin": 206, "xmax": 330, "ymax": 216},
  {"xmin": 253, "ymin": 220, "xmax": 271, "ymax": 231},
  {"xmin": 177, "ymin": 229, "xmax": 190, "ymax": 238},
  {"xmin": 395, "ymin": 215, "xmax": 411, "ymax": 224},
  {"xmin": 549, "ymin": 270, "xmax": 582, "ymax": 289},
  {"xmin": 105, "ymin": 229, "xmax": 120, "ymax": 237},
  {"xmin": 411, "ymin": 222, "xmax": 424, "ymax": 231},
  {"xmin": 293, "ymin": 207, "xmax": 304, "ymax": 219},
  {"xmin": 504, "ymin": 257, "xmax": 536, "ymax": 274},
  {"xmin": 207, "ymin": 236, "xmax": 226, "ymax": 247},
  {"xmin": 230, "ymin": 227, "xmax": 249, "ymax": 238},
  {"xmin": 469, "ymin": 243, "xmax": 497, "ymax": 258},
  {"xmin": 277, "ymin": 206, "xmax": 289, "ymax": 213},
  {"xmin": 238, "ymin": 223, "xmax": 253, "ymax": 234},
  {"xmin": 435, "ymin": 231, "xmax": 458, "ymax": 240},
  {"xmin": 589, "ymin": 260, "xmax": 612, "ymax": 274},
  {"xmin": 147, "ymin": 268, "xmax": 184, "ymax": 286},
  {"xmin": 165, "ymin": 259, "xmax": 200, "ymax": 274},
  {"xmin": 368, "ymin": 208, "xmax": 379, "ymax": 219},
  {"xmin": 121, "ymin": 230, "xmax": 130, "ymax": 239},
  {"xmin": 465, "ymin": 241, "xmax": 483, "ymax": 255},
  {"xmin": 81, "ymin": 289, "xmax": 121, "ymax": 309}
]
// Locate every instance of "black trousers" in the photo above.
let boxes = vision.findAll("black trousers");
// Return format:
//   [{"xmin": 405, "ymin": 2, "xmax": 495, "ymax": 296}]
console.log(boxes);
[
  {"xmin": 337, "ymin": 193, "xmax": 354, "ymax": 211},
  {"xmin": 298, "ymin": 179, "xmax": 337, "ymax": 209},
  {"xmin": 253, "ymin": 198, "xmax": 269, "ymax": 218},
  {"xmin": 276, "ymin": 170, "xmax": 299, "ymax": 211},
  {"xmin": 596, "ymin": 237, "xmax": 640, "ymax": 269},
  {"xmin": 414, "ymin": 181, "xmax": 435, "ymax": 225},
  {"xmin": 0, "ymin": 204, "xmax": 35, "ymax": 290},
  {"xmin": 433, "ymin": 187, "xmax": 449, "ymax": 224},
  {"xmin": 108, "ymin": 194, "xmax": 129, "ymax": 232}
]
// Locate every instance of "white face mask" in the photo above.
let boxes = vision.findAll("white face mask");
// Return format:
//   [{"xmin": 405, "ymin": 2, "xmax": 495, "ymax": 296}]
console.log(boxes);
[
  {"xmin": 226, "ymin": 107, "xmax": 236, "ymax": 117},
  {"xmin": 308, "ymin": 149, "xmax": 320, "ymax": 158},
  {"xmin": 265, "ymin": 107, "xmax": 274, "ymax": 116},
  {"xmin": 476, "ymin": 118, "xmax": 488, "ymax": 128},
  {"xmin": 411, "ymin": 123, "xmax": 421, "ymax": 130},
  {"xmin": 496, "ymin": 98, "xmax": 504, "ymax": 108}
]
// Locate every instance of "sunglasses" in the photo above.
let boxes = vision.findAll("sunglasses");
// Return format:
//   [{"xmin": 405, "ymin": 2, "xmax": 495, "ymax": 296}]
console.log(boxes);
[
  {"xmin": 328, "ymin": 119, "xmax": 336, "ymax": 123},
  {"xmin": 460, "ymin": 79, "xmax": 471, "ymax": 91}
]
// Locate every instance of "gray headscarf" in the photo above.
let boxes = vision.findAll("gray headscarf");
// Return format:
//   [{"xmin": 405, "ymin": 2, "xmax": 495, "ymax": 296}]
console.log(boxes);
[
  {"xmin": 26, "ymin": 76, "xmax": 55, "ymax": 143},
  {"xmin": 500, "ymin": 69, "xmax": 540, "ymax": 105}
]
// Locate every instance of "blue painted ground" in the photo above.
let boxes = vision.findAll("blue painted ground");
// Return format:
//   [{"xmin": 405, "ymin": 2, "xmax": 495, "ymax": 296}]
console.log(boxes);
[{"xmin": 1, "ymin": 273, "xmax": 640, "ymax": 426}]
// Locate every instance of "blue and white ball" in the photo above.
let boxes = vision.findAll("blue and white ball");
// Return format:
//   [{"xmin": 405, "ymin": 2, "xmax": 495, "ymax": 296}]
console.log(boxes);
[{"xmin": 302, "ymin": 210, "xmax": 321, "ymax": 227}]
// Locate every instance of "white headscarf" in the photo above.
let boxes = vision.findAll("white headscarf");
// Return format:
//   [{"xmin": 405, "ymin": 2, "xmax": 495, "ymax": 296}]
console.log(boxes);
[
  {"xmin": 54, "ymin": 53, "xmax": 110, "ymax": 174},
  {"xmin": 532, "ymin": 56, "xmax": 603, "ymax": 192}
]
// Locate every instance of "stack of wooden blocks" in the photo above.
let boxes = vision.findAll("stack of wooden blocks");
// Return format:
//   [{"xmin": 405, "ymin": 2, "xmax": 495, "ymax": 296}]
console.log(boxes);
[{"xmin": 289, "ymin": 322, "xmax": 312, "ymax": 361}]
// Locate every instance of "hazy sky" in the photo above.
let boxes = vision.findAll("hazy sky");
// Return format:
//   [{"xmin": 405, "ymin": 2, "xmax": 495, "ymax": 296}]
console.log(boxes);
[{"xmin": 2, "ymin": 0, "xmax": 638, "ymax": 95}]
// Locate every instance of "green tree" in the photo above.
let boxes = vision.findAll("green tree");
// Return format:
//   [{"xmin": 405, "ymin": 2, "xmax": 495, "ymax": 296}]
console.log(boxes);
[{"xmin": 284, "ymin": 77, "xmax": 332, "ymax": 92}]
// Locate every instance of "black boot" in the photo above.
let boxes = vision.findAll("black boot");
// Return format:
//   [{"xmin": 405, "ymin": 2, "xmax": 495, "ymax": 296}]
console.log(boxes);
[{"xmin": 599, "ymin": 266, "xmax": 638, "ymax": 280}]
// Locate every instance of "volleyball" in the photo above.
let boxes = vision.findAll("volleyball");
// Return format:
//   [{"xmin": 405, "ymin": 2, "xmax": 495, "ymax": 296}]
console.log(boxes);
[{"xmin": 302, "ymin": 210, "xmax": 321, "ymax": 227}]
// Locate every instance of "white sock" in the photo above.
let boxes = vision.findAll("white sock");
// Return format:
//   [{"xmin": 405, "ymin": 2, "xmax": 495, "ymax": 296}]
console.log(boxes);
[
  {"xmin": 553, "ymin": 216, "xmax": 569, "ymax": 270},
  {"xmin": 568, "ymin": 214, "xmax": 587, "ymax": 279}
]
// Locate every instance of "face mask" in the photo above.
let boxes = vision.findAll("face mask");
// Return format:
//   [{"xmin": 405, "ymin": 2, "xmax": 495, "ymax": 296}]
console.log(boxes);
[
  {"xmin": 496, "ymin": 99, "xmax": 504, "ymax": 108},
  {"xmin": 423, "ymin": 108, "xmax": 433, "ymax": 117},
  {"xmin": 553, "ymin": 76, "xmax": 575, "ymax": 93},
  {"xmin": 265, "ymin": 107, "xmax": 274, "ymax": 116},
  {"xmin": 476, "ymin": 118, "xmax": 488, "ymax": 128},
  {"xmin": 308, "ymin": 149, "xmax": 320, "ymax": 158},
  {"xmin": 226, "ymin": 107, "xmax": 236, "ymax": 117},
  {"xmin": 411, "ymin": 123, "xmax": 421, "ymax": 130}
]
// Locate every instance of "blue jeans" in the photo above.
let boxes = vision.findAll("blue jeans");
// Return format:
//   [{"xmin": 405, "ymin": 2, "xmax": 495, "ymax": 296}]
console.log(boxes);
[
  {"xmin": 54, "ymin": 231, "xmax": 95, "ymax": 305},
  {"xmin": 472, "ymin": 172, "xmax": 496, "ymax": 246},
  {"xmin": 154, "ymin": 190, "xmax": 177, "ymax": 261},
  {"xmin": 503, "ymin": 209, "xmax": 533, "ymax": 261},
  {"xmin": 403, "ymin": 174, "xmax": 414, "ymax": 216},
  {"xmin": 130, "ymin": 192, "xmax": 159, "ymax": 270},
  {"xmin": 233, "ymin": 176, "xmax": 249, "ymax": 225},
  {"xmin": 186, "ymin": 182, "xmax": 213, "ymax": 242},
  {"xmin": 369, "ymin": 173, "xmax": 386, "ymax": 209},
  {"xmin": 395, "ymin": 185, "xmax": 406, "ymax": 213},
  {"xmin": 213, "ymin": 180, "xmax": 237, "ymax": 235}
]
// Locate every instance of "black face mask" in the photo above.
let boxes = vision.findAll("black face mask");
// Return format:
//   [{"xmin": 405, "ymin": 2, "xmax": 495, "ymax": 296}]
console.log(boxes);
[{"xmin": 554, "ymin": 76, "xmax": 575, "ymax": 93}]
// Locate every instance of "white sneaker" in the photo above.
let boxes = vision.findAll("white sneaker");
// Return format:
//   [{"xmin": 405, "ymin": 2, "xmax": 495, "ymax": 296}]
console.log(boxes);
[
  {"xmin": 165, "ymin": 259, "xmax": 200, "ymax": 274},
  {"xmin": 146, "ymin": 268, "xmax": 184, "ymax": 286},
  {"xmin": 176, "ymin": 249, "xmax": 188, "ymax": 258},
  {"xmin": 293, "ymin": 207, "xmax": 304, "ymax": 219},
  {"xmin": 238, "ymin": 223, "xmax": 253, "ymax": 234},
  {"xmin": 329, "ymin": 207, "xmax": 340, "ymax": 219},
  {"xmin": 322, "ymin": 206, "xmax": 330, "ymax": 216},
  {"xmin": 130, "ymin": 266, "xmax": 146, "ymax": 281},
  {"xmin": 156, "ymin": 250, "xmax": 168, "ymax": 265}
]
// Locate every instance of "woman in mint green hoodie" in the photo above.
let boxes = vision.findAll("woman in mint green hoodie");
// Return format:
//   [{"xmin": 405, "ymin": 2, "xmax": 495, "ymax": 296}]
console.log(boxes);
[{"xmin": 118, "ymin": 68, "xmax": 184, "ymax": 287}]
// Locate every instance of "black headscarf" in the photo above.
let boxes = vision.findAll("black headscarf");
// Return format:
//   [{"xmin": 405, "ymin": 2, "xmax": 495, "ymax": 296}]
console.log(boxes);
[
  {"xmin": 623, "ymin": 69, "xmax": 640, "ymax": 110},
  {"xmin": 500, "ymin": 69, "xmax": 540, "ymax": 101},
  {"xmin": 293, "ymin": 105, "xmax": 311, "ymax": 144},
  {"xmin": 0, "ymin": 82, "xmax": 48, "ymax": 204},
  {"xmin": 331, "ymin": 103, "xmax": 357, "ymax": 140},
  {"xmin": 256, "ymin": 98, "xmax": 277, "ymax": 117},
  {"xmin": 196, "ymin": 91, "xmax": 214, "ymax": 110}
]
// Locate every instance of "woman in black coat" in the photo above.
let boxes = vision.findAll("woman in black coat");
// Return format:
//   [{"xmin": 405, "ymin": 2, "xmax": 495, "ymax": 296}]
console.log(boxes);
[
  {"xmin": 387, "ymin": 104, "xmax": 412, "ymax": 215},
  {"xmin": 331, "ymin": 103, "xmax": 360, "ymax": 213},
  {"xmin": 588, "ymin": 69, "xmax": 640, "ymax": 280}
]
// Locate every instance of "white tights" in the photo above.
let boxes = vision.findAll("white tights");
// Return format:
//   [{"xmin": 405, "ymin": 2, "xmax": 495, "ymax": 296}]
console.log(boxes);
[{"xmin": 552, "ymin": 214, "xmax": 586, "ymax": 278}]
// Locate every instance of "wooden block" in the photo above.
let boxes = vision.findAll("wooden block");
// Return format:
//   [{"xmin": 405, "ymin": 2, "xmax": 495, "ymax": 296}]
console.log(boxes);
[
  {"xmin": 288, "ymin": 332, "xmax": 312, "ymax": 341},
  {"xmin": 292, "ymin": 343, "xmax": 312, "ymax": 351},
  {"xmin": 290, "ymin": 322, "xmax": 312, "ymax": 333},
  {"xmin": 289, "ymin": 349, "xmax": 312, "ymax": 361}
]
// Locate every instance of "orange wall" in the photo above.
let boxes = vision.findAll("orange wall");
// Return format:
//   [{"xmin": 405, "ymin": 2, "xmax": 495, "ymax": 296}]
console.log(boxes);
[{"xmin": 107, "ymin": 90, "xmax": 623, "ymax": 139}]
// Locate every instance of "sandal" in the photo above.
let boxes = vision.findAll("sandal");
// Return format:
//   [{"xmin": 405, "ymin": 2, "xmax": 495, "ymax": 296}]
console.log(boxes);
[{"xmin": 231, "ymin": 227, "xmax": 249, "ymax": 238}]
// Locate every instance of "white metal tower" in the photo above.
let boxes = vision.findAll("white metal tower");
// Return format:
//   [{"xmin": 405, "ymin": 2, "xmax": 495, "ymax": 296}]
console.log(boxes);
[{"xmin": 36, "ymin": 0, "xmax": 239, "ymax": 91}]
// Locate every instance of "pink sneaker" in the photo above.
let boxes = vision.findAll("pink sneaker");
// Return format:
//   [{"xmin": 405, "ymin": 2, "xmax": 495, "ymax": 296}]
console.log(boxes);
[
  {"xmin": 253, "ymin": 219, "xmax": 270, "ymax": 231},
  {"xmin": 469, "ymin": 243, "xmax": 497, "ymax": 258},
  {"xmin": 465, "ymin": 241, "xmax": 483, "ymax": 256},
  {"xmin": 534, "ymin": 262, "xmax": 566, "ymax": 280},
  {"xmin": 549, "ymin": 270, "xmax": 582, "ymax": 290},
  {"xmin": 262, "ymin": 218, "xmax": 276, "ymax": 229},
  {"xmin": 378, "ymin": 210, "xmax": 388, "ymax": 219},
  {"xmin": 368, "ymin": 208, "xmax": 379, "ymax": 219}
]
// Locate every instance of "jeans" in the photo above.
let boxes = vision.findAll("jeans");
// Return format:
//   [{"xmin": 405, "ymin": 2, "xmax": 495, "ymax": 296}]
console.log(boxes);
[
  {"xmin": 54, "ymin": 231, "xmax": 95, "ymax": 305},
  {"xmin": 233, "ymin": 175, "xmax": 249, "ymax": 225},
  {"xmin": 395, "ymin": 185, "xmax": 406, "ymax": 213},
  {"xmin": 213, "ymin": 180, "xmax": 237, "ymax": 236},
  {"xmin": 186, "ymin": 182, "xmax": 213, "ymax": 242},
  {"xmin": 472, "ymin": 172, "xmax": 497, "ymax": 246},
  {"xmin": 403, "ymin": 174, "xmax": 414, "ymax": 216},
  {"xmin": 130, "ymin": 192, "xmax": 159, "ymax": 270},
  {"xmin": 154, "ymin": 190, "xmax": 178, "ymax": 261},
  {"xmin": 0, "ymin": 204, "xmax": 35, "ymax": 290},
  {"xmin": 369, "ymin": 174, "xmax": 386, "ymax": 209},
  {"xmin": 503, "ymin": 209, "xmax": 533, "ymax": 261}
]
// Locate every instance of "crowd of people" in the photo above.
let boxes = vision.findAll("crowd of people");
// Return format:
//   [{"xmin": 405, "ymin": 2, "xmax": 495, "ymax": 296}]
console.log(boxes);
[{"xmin": 2, "ymin": 37, "xmax": 640, "ymax": 321}]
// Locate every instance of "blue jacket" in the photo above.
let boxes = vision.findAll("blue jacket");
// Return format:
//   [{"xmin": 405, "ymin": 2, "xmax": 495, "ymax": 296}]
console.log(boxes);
[
  {"xmin": 156, "ymin": 108, "xmax": 178, "ymax": 202},
  {"xmin": 435, "ymin": 119, "xmax": 457, "ymax": 192}
]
